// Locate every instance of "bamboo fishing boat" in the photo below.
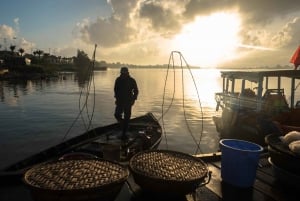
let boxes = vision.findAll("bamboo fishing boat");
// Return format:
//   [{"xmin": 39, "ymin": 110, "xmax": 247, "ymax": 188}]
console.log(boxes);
[{"xmin": 0, "ymin": 112, "xmax": 162, "ymax": 182}]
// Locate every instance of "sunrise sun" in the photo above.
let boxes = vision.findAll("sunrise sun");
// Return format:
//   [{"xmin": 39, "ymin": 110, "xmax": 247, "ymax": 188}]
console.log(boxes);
[{"xmin": 172, "ymin": 12, "xmax": 241, "ymax": 67}]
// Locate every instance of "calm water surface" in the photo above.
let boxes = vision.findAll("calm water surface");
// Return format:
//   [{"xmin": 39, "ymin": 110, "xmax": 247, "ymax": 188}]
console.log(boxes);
[{"xmin": 0, "ymin": 68, "xmax": 223, "ymax": 168}]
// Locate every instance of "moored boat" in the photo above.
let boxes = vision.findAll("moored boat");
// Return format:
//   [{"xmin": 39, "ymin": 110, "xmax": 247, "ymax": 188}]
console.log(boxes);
[
  {"xmin": 213, "ymin": 69, "xmax": 300, "ymax": 146},
  {"xmin": 0, "ymin": 112, "xmax": 162, "ymax": 182}
]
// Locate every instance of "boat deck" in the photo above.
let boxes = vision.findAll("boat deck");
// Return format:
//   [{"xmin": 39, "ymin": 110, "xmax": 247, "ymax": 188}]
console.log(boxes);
[{"xmin": 0, "ymin": 153, "xmax": 298, "ymax": 201}]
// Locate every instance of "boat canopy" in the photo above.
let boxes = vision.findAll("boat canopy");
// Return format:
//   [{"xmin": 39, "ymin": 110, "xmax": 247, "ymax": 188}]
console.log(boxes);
[
  {"xmin": 217, "ymin": 70, "xmax": 300, "ymax": 111},
  {"xmin": 220, "ymin": 70, "xmax": 300, "ymax": 83}
]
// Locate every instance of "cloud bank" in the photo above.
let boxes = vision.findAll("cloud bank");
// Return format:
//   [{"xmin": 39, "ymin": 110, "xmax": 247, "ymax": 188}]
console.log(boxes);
[
  {"xmin": 73, "ymin": 0, "xmax": 300, "ymax": 66},
  {"xmin": 1, "ymin": 0, "xmax": 300, "ymax": 67}
]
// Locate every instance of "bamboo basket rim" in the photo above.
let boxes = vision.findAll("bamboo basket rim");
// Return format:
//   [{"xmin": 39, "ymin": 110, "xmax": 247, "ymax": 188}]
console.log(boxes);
[
  {"xmin": 129, "ymin": 149, "xmax": 208, "ymax": 183},
  {"xmin": 23, "ymin": 158, "xmax": 129, "ymax": 192}
]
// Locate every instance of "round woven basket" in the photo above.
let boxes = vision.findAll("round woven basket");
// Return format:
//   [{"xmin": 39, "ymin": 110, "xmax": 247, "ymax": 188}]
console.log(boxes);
[
  {"xmin": 129, "ymin": 149, "xmax": 209, "ymax": 195},
  {"xmin": 23, "ymin": 158, "xmax": 129, "ymax": 201}
]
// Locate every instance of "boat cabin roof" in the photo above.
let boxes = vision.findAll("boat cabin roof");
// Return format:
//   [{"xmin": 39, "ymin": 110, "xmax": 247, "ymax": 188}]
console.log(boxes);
[
  {"xmin": 217, "ymin": 69, "xmax": 300, "ymax": 110},
  {"xmin": 220, "ymin": 70, "xmax": 300, "ymax": 83}
]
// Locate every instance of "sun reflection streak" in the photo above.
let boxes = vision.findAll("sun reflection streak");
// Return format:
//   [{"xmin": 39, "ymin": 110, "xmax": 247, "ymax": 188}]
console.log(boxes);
[{"xmin": 180, "ymin": 69, "xmax": 222, "ymax": 108}]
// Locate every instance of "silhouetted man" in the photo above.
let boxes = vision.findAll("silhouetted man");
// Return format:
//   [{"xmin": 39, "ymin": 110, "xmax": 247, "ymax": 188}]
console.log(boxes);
[{"xmin": 114, "ymin": 67, "xmax": 138, "ymax": 139}]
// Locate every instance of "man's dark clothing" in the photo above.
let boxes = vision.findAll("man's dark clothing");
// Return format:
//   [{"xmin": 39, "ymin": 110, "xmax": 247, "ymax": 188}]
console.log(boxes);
[{"xmin": 114, "ymin": 73, "xmax": 138, "ymax": 137}]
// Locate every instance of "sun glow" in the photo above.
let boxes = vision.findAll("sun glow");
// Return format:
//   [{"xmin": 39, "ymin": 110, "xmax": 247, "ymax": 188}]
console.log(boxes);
[{"xmin": 172, "ymin": 12, "xmax": 241, "ymax": 67}]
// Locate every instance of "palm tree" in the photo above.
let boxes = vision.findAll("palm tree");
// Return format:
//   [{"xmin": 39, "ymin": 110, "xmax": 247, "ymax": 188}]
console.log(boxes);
[
  {"xmin": 35, "ymin": 49, "xmax": 44, "ymax": 59},
  {"xmin": 18, "ymin": 48, "xmax": 25, "ymax": 56},
  {"xmin": 10, "ymin": 45, "xmax": 16, "ymax": 55}
]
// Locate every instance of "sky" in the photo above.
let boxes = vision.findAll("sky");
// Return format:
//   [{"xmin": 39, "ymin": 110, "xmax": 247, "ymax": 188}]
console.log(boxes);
[{"xmin": 0, "ymin": 0, "xmax": 300, "ymax": 68}]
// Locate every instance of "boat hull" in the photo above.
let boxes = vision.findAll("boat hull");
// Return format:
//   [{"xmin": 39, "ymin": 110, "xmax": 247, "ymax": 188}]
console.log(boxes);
[
  {"xmin": 214, "ymin": 70, "xmax": 300, "ymax": 146},
  {"xmin": 0, "ymin": 112, "xmax": 162, "ymax": 182}
]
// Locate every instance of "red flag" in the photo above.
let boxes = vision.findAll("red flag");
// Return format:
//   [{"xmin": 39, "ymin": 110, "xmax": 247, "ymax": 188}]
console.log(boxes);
[{"xmin": 290, "ymin": 46, "xmax": 300, "ymax": 70}]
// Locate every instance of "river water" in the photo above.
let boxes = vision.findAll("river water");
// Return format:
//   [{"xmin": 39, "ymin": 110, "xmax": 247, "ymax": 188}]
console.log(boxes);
[{"xmin": 0, "ymin": 68, "xmax": 224, "ymax": 168}]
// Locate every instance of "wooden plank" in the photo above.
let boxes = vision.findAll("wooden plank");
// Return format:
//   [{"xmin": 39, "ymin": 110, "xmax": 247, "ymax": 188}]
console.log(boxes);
[
  {"xmin": 255, "ymin": 165, "xmax": 300, "ymax": 201},
  {"xmin": 194, "ymin": 152, "xmax": 221, "ymax": 163},
  {"xmin": 253, "ymin": 179, "xmax": 284, "ymax": 201},
  {"xmin": 193, "ymin": 163, "xmax": 272, "ymax": 201},
  {"xmin": 201, "ymin": 159, "xmax": 291, "ymax": 201},
  {"xmin": 186, "ymin": 187, "xmax": 220, "ymax": 201}
]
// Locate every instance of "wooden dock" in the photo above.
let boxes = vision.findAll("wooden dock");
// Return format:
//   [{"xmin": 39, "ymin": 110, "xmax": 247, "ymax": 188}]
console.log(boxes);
[
  {"xmin": 125, "ymin": 152, "xmax": 298, "ymax": 201},
  {"xmin": 0, "ymin": 152, "xmax": 298, "ymax": 201},
  {"xmin": 188, "ymin": 152, "xmax": 299, "ymax": 201}
]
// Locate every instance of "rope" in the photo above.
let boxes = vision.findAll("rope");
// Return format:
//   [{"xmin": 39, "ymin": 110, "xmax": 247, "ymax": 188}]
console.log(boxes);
[
  {"xmin": 81, "ymin": 44, "xmax": 97, "ymax": 130},
  {"xmin": 159, "ymin": 51, "xmax": 204, "ymax": 154},
  {"xmin": 61, "ymin": 44, "xmax": 97, "ymax": 142},
  {"xmin": 159, "ymin": 52, "xmax": 177, "ymax": 149}
]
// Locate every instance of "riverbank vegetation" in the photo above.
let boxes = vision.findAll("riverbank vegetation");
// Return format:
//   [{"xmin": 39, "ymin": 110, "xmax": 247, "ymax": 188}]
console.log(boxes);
[
  {"xmin": 0, "ymin": 44, "xmax": 292, "ymax": 81},
  {"xmin": 0, "ymin": 45, "xmax": 108, "ymax": 80}
]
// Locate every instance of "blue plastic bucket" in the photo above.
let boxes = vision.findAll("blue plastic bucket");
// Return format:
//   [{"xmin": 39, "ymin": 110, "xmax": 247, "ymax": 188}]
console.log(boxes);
[{"xmin": 220, "ymin": 139, "xmax": 263, "ymax": 188}]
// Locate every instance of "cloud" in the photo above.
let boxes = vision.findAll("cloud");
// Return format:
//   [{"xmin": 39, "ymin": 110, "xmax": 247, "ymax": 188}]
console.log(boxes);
[
  {"xmin": 0, "ymin": 24, "xmax": 16, "ymax": 39},
  {"xmin": 0, "ymin": 18, "xmax": 20, "ymax": 39},
  {"xmin": 183, "ymin": 0, "xmax": 233, "ymax": 19},
  {"xmin": 139, "ymin": 1, "xmax": 184, "ymax": 35},
  {"xmin": 271, "ymin": 17, "xmax": 300, "ymax": 48},
  {"xmin": 0, "ymin": 24, "xmax": 35, "ymax": 54},
  {"xmin": 77, "ymin": 0, "xmax": 187, "ymax": 48},
  {"xmin": 13, "ymin": 18, "xmax": 19, "ymax": 26},
  {"xmin": 82, "ymin": 16, "xmax": 135, "ymax": 47},
  {"xmin": 184, "ymin": 0, "xmax": 300, "ymax": 25},
  {"xmin": 237, "ymin": 0, "xmax": 300, "ymax": 25},
  {"xmin": 77, "ymin": 0, "xmax": 138, "ymax": 48},
  {"xmin": 14, "ymin": 0, "xmax": 294, "ymax": 66},
  {"xmin": 13, "ymin": 18, "xmax": 19, "ymax": 23},
  {"xmin": 0, "ymin": 25, "xmax": 17, "ymax": 50},
  {"xmin": 78, "ymin": 0, "xmax": 300, "ymax": 49}
]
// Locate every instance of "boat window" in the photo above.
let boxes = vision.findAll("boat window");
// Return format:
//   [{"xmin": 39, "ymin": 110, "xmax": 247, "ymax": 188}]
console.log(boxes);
[
  {"xmin": 240, "ymin": 88, "xmax": 256, "ymax": 97},
  {"xmin": 263, "ymin": 89, "xmax": 285, "ymax": 99},
  {"xmin": 262, "ymin": 89, "xmax": 289, "ymax": 113}
]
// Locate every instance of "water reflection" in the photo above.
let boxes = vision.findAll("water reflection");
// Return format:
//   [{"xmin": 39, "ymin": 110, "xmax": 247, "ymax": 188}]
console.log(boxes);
[
  {"xmin": 0, "ymin": 80, "xmax": 28, "ymax": 105},
  {"xmin": 0, "ymin": 68, "xmax": 224, "ymax": 168},
  {"xmin": 0, "ymin": 72, "xmax": 92, "ymax": 104},
  {"xmin": 75, "ymin": 68, "xmax": 93, "ymax": 88}
]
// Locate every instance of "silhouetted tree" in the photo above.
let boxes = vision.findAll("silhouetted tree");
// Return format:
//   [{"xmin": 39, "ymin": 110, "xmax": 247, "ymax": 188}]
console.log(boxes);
[
  {"xmin": 73, "ymin": 49, "xmax": 91, "ymax": 68},
  {"xmin": 18, "ymin": 48, "xmax": 25, "ymax": 56},
  {"xmin": 34, "ymin": 49, "xmax": 44, "ymax": 59},
  {"xmin": 73, "ymin": 49, "xmax": 91, "ymax": 86},
  {"xmin": 10, "ymin": 45, "xmax": 16, "ymax": 55}
]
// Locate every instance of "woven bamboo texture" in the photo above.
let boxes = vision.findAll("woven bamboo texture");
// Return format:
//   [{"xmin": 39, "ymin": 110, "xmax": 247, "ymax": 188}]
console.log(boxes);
[
  {"xmin": 129, "ymin": 149, "xmax": 209, "ymax": 194},
  {"xmin": 23, "ymin": 159, "xmax": 128, "ymax": 201}
]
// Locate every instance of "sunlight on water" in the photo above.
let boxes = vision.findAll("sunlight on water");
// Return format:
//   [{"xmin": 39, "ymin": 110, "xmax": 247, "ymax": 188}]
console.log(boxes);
[{"xmin": 0, "ymin": 68, "xmax": 223, "ymax": 168}]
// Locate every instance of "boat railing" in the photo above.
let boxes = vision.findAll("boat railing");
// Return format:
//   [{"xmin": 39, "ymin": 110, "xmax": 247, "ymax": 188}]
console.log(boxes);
[
  {"xmin": 215, "ymin": 92, "xmax": 259, "ymax": 111},
  {"xmin": 216, "ymin": 88, "xmax": 290, "ymax": 113}
]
